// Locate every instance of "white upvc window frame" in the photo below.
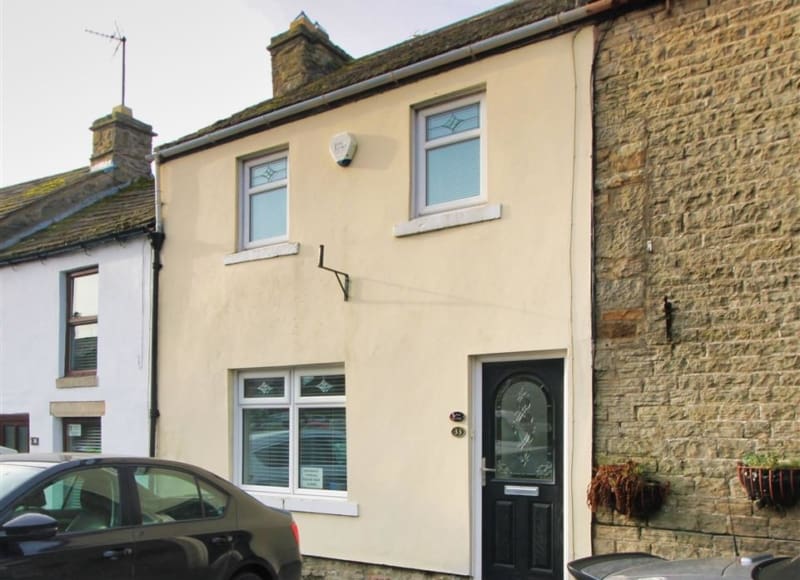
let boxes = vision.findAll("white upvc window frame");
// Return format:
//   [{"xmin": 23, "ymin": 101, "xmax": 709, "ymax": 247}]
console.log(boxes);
[
  {"xmin": 413, "ymin": 92, "xmax": 487, "ymax": 217},
  {"xmin": 235, "ymin": 366, "xmax": 347, "ymax": 502},
  {"xmin": 241, "ymin": 151, "xmax": 289, "ymax": 250}
]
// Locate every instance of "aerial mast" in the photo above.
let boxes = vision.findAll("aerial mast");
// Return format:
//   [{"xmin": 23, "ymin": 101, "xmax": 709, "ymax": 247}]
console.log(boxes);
[{"xmin": 85, "ymin": 25, "xmax": 127, "ymax": 107}]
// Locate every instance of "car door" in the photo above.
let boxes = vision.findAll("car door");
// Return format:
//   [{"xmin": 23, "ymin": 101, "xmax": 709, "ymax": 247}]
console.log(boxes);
[
  {"xmin": 0, "ymin": 465, "xmax": 134, "ymax": 579},
  {"xmin": 127, "ymin": 465, "xmax": 235, "ymax": 580}
]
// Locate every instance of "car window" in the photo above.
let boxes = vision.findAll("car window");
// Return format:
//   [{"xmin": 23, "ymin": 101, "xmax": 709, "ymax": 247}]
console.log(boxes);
[
  {"xmin": 199, "ymin": 479, "xmax": 229, "ymax": 518},
  {"xmin": 134, "ymin": 466, "xmax": 228, "ymax": 525},
  {"xmin": 0, "ymin": 464, "xmax": 46, "ymax": 500},
  {"xmin": 8, "ymin": 466, "xmax": 121, "ymax": 533}
]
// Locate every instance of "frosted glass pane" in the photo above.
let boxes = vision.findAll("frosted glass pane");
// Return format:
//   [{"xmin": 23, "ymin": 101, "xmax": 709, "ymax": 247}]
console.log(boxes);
[
  {"xmin": 426, "ymin": 138, "xmax": 480, "ymax": 206},
  {"xmin": 249, "ymin": 187, "xmax": 287, "ymax": 242}
]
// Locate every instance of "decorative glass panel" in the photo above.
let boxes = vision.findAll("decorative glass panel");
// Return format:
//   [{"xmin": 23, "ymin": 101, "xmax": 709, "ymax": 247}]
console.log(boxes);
[
  {"xmin": 244, "ymin": 377, "xmax": 285, "ymax": 399},
  {"xmin": 249, "ymin": 187, "xmax": 287, "ymax": 241},
  {"xmin": 426, "ymin": 103, "xmax": 480, "ymax": 141},
  {"xmin": 249, "ymin": 157, "xmax": 287, "ymax": 188},
  {"xmin": 426, "ymin": 138, "xmax": 480, "ymax": 206},
  {"xmin": 242, "ymin": 408, "xmax": 289, "ymax": 487},
  {"xmin": 298, "ymin": 408, "xmax": 347, "ymax": 491},
  {"xmin": 494, "ymin": 375, "xmax": 554, "ymax": 481},
  {"xmin": 300, "ymin": 374, "xmax": 345, "ymax": 397},
  {"xmin": 71, "ymin": 273, "xmax": 98, "ymax": 317}
]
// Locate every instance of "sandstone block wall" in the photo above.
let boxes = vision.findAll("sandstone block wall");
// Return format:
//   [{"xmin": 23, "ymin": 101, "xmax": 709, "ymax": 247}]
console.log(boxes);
[{"xmin": 593, "ymin": 0, "xmax": 799, "ymax": 557}]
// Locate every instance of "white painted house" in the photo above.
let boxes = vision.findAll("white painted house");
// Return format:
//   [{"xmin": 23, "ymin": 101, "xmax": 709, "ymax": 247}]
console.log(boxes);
[{"xmin": 0, "ymin": 106, "xmax": 159, "ymax": 456}]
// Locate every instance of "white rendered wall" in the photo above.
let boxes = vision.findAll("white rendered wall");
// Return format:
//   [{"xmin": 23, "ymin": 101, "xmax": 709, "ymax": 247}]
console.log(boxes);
[{"xmin": 0, "ymin": 238, "xmax": 152, "ymax": 455}]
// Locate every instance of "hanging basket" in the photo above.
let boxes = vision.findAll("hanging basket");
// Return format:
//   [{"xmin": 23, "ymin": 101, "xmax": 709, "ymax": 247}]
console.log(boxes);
[
  {"xmin": 587, "ymin": 461, "xmax": 669, "ymax": 518},
  {"xmin": 737, "ymin": 464, "xmax": 800, "ymax": 508},
  {"xmin": 620, "ymin": 480, "xmax": 669, "ymax": 517}
]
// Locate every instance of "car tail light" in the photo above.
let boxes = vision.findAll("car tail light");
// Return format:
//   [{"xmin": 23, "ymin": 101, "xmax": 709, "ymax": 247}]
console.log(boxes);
[{"xmin": 291, "ymin": 520, "xmax": 300, "ymax": 547}]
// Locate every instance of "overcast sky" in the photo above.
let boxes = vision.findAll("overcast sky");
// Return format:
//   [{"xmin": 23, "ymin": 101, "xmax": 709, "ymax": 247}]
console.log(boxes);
[{"xmin": 0, "ymin": 0, "xmax": 510, "ymax": 186}]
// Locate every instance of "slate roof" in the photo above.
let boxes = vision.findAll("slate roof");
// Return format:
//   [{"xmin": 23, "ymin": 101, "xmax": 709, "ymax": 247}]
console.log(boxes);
[
  {"xmin": 158, "ymin": 0, "xmax": 585, "ymax": 154},
  {"xmin": 0, "ymin": 174, "xmax": 155, "ymax": 266}
]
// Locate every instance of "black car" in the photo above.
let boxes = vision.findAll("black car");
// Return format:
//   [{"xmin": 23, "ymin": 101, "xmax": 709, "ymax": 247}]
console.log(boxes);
[
  {"xmin": 568, "ymin": 552, "xmax": 800, "ymax": 580},
  {"xmin": 0, "ymin": 454, "xmax": 301, "ymax": 580}
]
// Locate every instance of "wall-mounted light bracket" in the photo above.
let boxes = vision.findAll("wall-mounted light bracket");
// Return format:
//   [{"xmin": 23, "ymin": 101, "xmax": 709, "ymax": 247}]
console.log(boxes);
[
  {"xmin": 318, "ymin": 245, "xmax": 350, "ymax": 301},
  {"xmin": 663, "ymin": 296, "xmax": 674, "ymax": 342}
]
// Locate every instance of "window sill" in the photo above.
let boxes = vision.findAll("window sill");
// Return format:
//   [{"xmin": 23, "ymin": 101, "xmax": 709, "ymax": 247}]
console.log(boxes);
[
  {"xmin": 224, "ymin": 242, "xmax": 300, "ymax": 265},
  {"xmin": 245, "ymin": 489, "xmax": 358, "ymax": 517},
  {"xmin": 393, "ymin": 203, "xmax": 501, "ymax": 237},
  {"xmin": 56, "ymin": 375, "xmax": 98, "ymax": 389}
]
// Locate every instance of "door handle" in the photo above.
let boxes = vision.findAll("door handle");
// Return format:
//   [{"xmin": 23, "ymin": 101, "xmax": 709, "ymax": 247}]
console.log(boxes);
[
  {"xmin": 481, "ymin": 457, "xmax": 496, "ymax": 487},
  {"xmin": 103, "ymin": 547, "xmax": 133, "ymax": 560}
]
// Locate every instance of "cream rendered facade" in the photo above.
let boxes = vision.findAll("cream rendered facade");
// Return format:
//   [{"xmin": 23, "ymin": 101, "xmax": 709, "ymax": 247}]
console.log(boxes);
[{"xmin": 158, "ymin": 27, "xmax": 595, "ymax": 578}]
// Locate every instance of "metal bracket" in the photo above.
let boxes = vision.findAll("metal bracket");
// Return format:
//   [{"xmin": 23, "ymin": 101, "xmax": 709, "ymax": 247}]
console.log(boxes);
[
  {"xmin": 318, "ymin": 245, "xmax": 350, "ymax": 301},
  {"xmin": 663, "ymin": 296, "xmax": 674, "ymax": 342}
]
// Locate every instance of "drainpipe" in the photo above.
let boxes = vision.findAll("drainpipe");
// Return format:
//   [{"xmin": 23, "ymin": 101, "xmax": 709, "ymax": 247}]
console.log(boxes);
[
  {"xmin": 155, "ymin": 0, "xmax": 633, "ymax": 161},
  {"xmin": 147, "ymin": 155, "xmax": 165, "ymax": 457}
]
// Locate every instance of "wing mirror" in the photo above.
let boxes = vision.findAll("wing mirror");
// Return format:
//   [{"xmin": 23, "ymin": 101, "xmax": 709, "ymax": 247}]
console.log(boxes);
[{"xmin": 1, "ymin": 512, "xmax": 58, "ymax": 541}]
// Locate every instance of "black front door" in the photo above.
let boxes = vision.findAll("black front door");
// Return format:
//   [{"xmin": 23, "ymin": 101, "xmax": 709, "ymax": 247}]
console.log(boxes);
[{"xmin": 482, "ymin": 359, "xmax": 563, "ymax": 580}]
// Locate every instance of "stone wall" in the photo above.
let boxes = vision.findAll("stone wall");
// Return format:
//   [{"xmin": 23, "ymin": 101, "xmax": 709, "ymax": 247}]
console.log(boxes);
[
  {"xmin": 593, "ymin": 0, "xmax": 799, "ymax": 558},
  {"xmin": 302, "ymin": 557, "xmax": 469, "ymax": 580}
]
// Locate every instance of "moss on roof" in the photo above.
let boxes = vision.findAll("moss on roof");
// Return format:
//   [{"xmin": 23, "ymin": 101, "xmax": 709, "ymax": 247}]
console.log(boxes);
[
  {"xmin": 0, "ymin": 167, "xmax": 89, "ymax": 216},
  {"xmin": 0, "ymin": 176, "xmax": 155, "ymax": 265},
  {"xmin": 159, "ymin": 0, "xmax": 577, "ymax": 152}
]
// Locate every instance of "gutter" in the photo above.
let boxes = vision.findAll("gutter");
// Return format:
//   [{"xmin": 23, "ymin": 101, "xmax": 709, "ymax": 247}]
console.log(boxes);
[
  {"xmin": 0, "ymin": 225, "xmax": 153, "ymax": 267},
  {"xmin": 156, "ymin": 0, "xmax": 631, "ymax": 161}
]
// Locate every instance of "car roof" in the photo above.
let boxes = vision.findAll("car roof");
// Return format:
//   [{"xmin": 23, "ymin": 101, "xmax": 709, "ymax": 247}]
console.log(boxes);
[
  {"xmin": 0, "ymin": 454, "xmax": 224, "ymax": 477},
  {"xmin": 0, "ymin": 454, "xmax": 238, "ymax": 496}
]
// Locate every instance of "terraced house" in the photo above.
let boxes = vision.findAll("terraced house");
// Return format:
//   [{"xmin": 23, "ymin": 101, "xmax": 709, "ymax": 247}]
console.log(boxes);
[
  {"xmin": 0, "ymin": 106, "xmax": 159, "ymax": 457},
  {"xmin": 152, "ymin": 0, "xmax": 798, "ymax": 579},
  {"xmin": 155, "ymin": 1, "xmax": 599, "ymax": 578}
]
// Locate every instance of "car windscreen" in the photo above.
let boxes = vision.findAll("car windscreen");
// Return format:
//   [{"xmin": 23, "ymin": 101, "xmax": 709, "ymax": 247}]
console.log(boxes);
[{"xmin": 0, "ymin": 464, "xmax": 47, "ymax": 500}]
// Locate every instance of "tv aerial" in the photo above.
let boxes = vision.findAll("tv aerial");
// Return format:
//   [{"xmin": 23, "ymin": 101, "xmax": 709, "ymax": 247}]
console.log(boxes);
[{"xmin": 85, "ymin": 24, "xmax": 127, "ymax": 107}]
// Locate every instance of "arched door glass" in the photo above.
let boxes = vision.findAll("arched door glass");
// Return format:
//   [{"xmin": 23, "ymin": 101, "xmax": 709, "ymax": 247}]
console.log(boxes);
[{"xmin": 494, "ymin": 374, "xmax": 554, "ymax": 481}]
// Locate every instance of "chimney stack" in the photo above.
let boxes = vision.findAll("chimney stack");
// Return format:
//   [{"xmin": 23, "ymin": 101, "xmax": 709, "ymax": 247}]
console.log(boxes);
[
  {"xmin": 268, "ymin": 13, "xmax": 352, "ymax": 98},
  {"xmin": 90, "ymin": 105, "xmax": 156, "ymax": 178}
]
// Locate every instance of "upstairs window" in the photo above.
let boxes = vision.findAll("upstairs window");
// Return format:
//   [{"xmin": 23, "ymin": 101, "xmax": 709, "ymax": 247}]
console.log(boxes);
[
  {"xmin": 242, "ymin": 152, "xmax": 288, "ymax": 248},
  {"xmin": 414, "ymin": 93, "xmax": 485, "ymax": 216},
  {"xmin": 65, "ymin": 268, "xmax": 98, "ymax": 376}
]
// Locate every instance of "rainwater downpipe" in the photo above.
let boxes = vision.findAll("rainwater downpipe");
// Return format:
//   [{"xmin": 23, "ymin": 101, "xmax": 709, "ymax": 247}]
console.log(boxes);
[
  {"xmin": 155, "ymin": 0, "xmax": 628, "ymax": 161},
  {"xmin": 147, "ymin": 154, "xmax": 165, "ymax": 457}
]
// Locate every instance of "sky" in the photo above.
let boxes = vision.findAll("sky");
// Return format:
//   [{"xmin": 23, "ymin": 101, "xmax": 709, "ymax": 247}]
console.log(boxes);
[{"xmin": 0, "ymin": 0, "xmax": 510, "ymax": 187}]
